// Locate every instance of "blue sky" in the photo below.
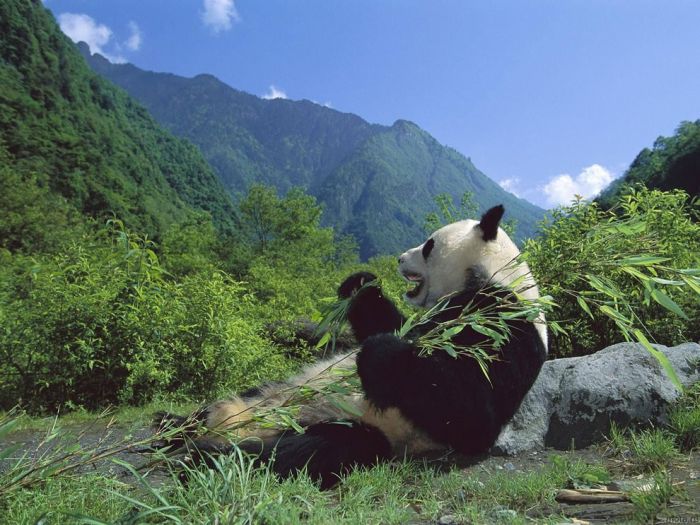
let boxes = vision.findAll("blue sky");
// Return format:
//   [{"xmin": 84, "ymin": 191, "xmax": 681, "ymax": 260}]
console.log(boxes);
[{"xmin": 47, "ymin": 0, "xmax": 700, "ymax": 209}]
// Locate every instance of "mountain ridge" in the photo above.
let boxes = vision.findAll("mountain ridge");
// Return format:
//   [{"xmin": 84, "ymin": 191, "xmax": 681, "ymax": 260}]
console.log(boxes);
[
  {"xmin": 0, "ymin": 1, "xmax": 237, "ymax": 239},
  {"xmin": 597, "ymin": 120, "xmax": 700, "ymax": 207},
  {"xmin": 81, "ymin": 44, "xmax": 545, "ymax": 257}
]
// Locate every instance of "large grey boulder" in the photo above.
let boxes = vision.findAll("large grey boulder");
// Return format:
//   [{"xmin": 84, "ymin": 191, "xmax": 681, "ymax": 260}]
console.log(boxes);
[{"xmin": 493, "ymin": 342, "xmax": 700, "ymax": 455}]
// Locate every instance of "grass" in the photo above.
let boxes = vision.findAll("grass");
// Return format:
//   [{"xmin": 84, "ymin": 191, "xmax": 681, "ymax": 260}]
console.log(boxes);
[
  {"xmin": 629, "ymin": 470, "xmax": 676, "ymax": 524},
  {"xmin": 4, "ymin": 384, "xmax": 700, "ymax": 523},
  {"xmin": 606, "ymin": 423, "xmax": 680, "ymax": 473},
  {"xmin": 0, "ymin": 431, "xmax": 602, "ymax": 525},
  {"xmin": 2, "ymin": 474, "xmax": 137, "ymax": 524},
  {"xmin": 668, "ymin": 382, "xmax": 700, "ymax": 452},
  {"xmin": 0, "ymin": 399, "xmax": 199, "ymax": 433}
]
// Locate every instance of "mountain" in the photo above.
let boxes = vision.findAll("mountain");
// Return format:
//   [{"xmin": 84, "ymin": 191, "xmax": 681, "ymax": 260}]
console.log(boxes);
[
  {"xmin": 82, "ymin": 49, "xmax": 545, "ymax": 258},
  {"xmin": 598, "ymin": 120, "xmax": 700, "ymax": 208},
  {"xmin": 0, "ymin": 0, "xmax": 237, "ymax": 242}
]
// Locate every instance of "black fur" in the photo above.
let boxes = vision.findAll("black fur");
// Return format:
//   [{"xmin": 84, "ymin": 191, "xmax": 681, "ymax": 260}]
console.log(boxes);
[
  {"xmin": 421, "ymin": 238, "xmax": 435, "ymax": 259},
  {"xmin": 195, "ymin": 421, "xmax": 391, "ymax": 490},
  {"xmin": 354, "ymin": 272, "xmax": 546, "ymax": 455},
  {"xmin": 338, "ymin": 271, "xmax": 377, "ymax": 299},
  {"xmin": 478, "ymin": 204, "xmax": 505, "ymax": 241},
  {"xmin": 339, "ymin": 272, "xmax": 405, "ymax": 343}
]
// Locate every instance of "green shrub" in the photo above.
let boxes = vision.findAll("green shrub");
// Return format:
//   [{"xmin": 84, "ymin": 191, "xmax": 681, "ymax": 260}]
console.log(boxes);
[
  {"xmin": 524, "ymin": 187, "xmax": 700, "ymax": 357},
  {"xmin": 0, "ymin": 223, "xmax": 294, "ymax": 412}
]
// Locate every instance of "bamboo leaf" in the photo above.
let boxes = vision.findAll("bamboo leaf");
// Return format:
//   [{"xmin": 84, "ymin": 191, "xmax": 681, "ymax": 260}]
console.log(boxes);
[
  {"xmin": 586, "ymin": 275, "xmax": 623, "ymax": 299},
  {"xmin": 441, "ymin": 343, "xmax": 458, "ymax": 358},
  {"xmin": 470, "ymin": 324, "xmax": 505, "ymax": 344},
  {"xmin": 576, "ymin": 296, "xmax": 594, "ymax": 319},
  {"xmin": 649, "ymin": 277, "xmax": 684, "ymax": 286},
  {"xmin": 328, "ymin": 396, "xmax": 364, "ymax": 418},
  {"xmin": 633, "ymin": 329, "xmax": 683, "ymax": 392},
  {"xmin": 598, "ymin": 304, "xmax": 629, "ymax": 324},
  {"xmin": 617, "ymin": 256, "xmax": 672, "ymax": 266},
  {"xmin": 681, "ymin": 275, "xmax": 700, "ymax": 295},
  {"xmin": 650, "ymin": 288, "xmax": 689, "ymax": 320},
  {"xmin": 621, "ymin": 266, "xmax": 649, "ymax": 281},
  {"xmin": 442, "ymin": 325, "xmax": 465, "ymax": 338},
  {"xmin": 279, "ymin": 413, "xmax": 304, "ymax": 434},
  {"xmin": 398, "ymin": 313, "xmax": 418, "ymax": 338},
  {"xmin": 315, "ymin": 332, "xmax": 331, "ymax": 350}
]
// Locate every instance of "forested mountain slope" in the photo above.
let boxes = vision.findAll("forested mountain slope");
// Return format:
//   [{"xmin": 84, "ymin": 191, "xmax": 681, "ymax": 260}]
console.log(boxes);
[
  {"xmin": 598, "ymin": 120, "xmax": 700, "ymax": 208},
  {"xmin": 83, "ymin": 49, "xmax": 545, "ymax": 257},
  {"xmin": 0, "ymin": 0, "xmax": 237, "ymax": 241}
]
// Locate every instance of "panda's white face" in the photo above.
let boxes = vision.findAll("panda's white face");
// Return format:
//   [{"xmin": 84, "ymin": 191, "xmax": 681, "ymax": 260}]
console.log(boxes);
[
  {"xmin": 397, "ymin": 206, "xmax": 548, "ymax": 351},
  {"xmin": 397, "ymin": 205, "xmax": 537, "ymax": 309},
  {"xmin": 398, "ymin": 219, "xmax": 488, "ymax": 308}
]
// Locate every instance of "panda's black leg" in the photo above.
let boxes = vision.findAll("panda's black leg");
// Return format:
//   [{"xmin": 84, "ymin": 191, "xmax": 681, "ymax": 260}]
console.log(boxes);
[
  {"xmin": 188, "ymin": 421, "xmax": 391, "ymax": 490},
  {"xmin": 355, "ymin": 333, "xmax": 415, "ymax": 410},
  {"xmin": 356, "ymin": 333, "xmax": 499, "ymax": 454}
]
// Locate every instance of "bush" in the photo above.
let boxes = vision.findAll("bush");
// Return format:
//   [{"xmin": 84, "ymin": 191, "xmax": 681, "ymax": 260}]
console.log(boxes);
[
  {"xmin": 524, "ymin": 187, "xmax": 700, "ymax": 357},
  {"xmin": 0, "ymin": 223, "xmax": 294, "ymax": 412}
]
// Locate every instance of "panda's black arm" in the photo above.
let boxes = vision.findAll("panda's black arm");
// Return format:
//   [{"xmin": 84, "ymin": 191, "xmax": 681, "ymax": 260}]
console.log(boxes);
[{"xmin": 338, "ymin": 272, "xmax": 405, "ymax": 343}]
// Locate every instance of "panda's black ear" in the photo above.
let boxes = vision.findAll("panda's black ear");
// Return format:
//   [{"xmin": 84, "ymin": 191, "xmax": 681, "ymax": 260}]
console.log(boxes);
[{"xmin": 478, "ymin": 205, "xmax": 505, "ymax": 241}]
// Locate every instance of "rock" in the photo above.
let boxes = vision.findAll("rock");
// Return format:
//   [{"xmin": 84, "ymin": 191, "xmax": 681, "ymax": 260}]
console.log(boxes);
[
  {"xmin": 437, "ymin": 515, "xmax": 457, "ymax": 525},
  {"xmin": 493, "ymin": 342, "xmax": 700, "ymax": 455},
  {"xmin": 489, "ymin": 507, "xmax": 517, "ymax": 520}
]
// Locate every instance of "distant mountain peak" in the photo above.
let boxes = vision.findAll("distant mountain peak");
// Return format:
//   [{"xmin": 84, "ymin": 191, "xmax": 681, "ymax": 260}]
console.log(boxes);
[
  {"xmin": 82, "ymin": 53, "xmax": 545, "ymax": 258},
  {"xmin": 391, "ymin": 118, "xmax": 419, "ymax": 129}
]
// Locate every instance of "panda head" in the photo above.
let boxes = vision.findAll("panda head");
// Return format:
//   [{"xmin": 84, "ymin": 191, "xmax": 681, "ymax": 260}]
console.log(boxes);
[{"xmin": 398, "ymin": 205, "xmax": 524, "ymax": 308}]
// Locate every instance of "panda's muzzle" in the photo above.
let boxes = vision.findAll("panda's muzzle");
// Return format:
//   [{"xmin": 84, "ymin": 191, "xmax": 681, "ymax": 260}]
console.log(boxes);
[{"xmin": 401, "ymin": 271, "xmax": 425, "ymax": 298}]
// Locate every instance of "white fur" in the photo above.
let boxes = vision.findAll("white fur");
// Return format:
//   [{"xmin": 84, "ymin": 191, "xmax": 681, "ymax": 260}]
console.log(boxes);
[{"xmin": 399, "ymin": 220, "xmax": 548, "ymax": 351}]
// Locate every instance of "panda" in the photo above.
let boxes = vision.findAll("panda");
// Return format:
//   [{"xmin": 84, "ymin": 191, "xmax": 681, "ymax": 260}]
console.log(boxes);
[{"xmin": 157, "ymin": 205, "xmax": 547, "ymax": 489}]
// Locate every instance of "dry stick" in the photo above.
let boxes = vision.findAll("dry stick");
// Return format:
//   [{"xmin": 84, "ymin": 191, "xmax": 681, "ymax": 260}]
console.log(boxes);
[{"xmin": 555, "ymin": 488, "xmax": 629, "ymax": 504}]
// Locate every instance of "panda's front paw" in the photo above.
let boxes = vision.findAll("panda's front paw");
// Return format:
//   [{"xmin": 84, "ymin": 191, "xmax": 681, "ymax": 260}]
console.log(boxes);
[{"xmin": 338, "ymin": 272, "xmax": 378, "ymax": 299}]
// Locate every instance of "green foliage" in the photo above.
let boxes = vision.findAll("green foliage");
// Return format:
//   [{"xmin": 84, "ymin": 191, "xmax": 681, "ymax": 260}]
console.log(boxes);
[
  {"xmin": 0, "ymin": 166, "xmax": 85, "ymax": 253},
  {"xmin": 630, "ymin": 471, "xmax": 675, "ymax": 525},
  {"xmin": 160, "ymin": 213, "xmax": 219, "ymax": 277},
  {"xmin": 235, "ymin": 184, "xmax": 358, "ymax": 321},
  {"xmin": 0, "ymin": 222, "xmax": 294, "ymax": 412},
  {"xmin": 425, "ymin": 191, "xmax": 518, "ymax": 238},
  {"xmin": 0, "ymin": 0, "xmax": 237, "ymax": 245},
  {"xmin": 606, "ymin": 423, "xmax": 680, "ymax": 474},
  {"xmin": 598, "ymin": 120, "xmax": 700, "ymax": 207},
  {"xmin": 424, "ymin": 191, "xmax": 479, "ymax": 232},
  {"xmin": 524, "ymin": 187, "xmax": 700, "ymax": 358},
  {"xmin": 667, "ymin": 383, "xmax": 700, "ymax": 451}
]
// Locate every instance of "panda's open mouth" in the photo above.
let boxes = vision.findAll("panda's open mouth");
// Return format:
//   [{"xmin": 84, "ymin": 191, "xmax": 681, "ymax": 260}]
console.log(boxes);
[{"xmin": 402, "ymin": 271, "xmax": 425, "ymax": 298}]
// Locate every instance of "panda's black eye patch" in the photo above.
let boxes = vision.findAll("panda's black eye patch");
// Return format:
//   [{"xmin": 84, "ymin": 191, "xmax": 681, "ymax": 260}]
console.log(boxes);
[{"xmin": 422, "ymin": 238, "xmax": 435, "ymax": 260}]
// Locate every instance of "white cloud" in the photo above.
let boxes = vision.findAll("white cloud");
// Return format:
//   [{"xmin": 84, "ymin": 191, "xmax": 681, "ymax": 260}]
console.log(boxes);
[
  {"xmin": 58, "ymin": 13, "xmax": 112, "ymax": 56},
  {"xmin": 261, "ymin": 85, "xmax": 288, "ymax": 100},
  {"xmin": 125, "ymin": 21, "xmax": 142, "ymax": 51},
  {"xmin": 542, "ymin": 164, "xmax": 615, "ymax": 207},
  {"xmin": 58, "ymin": 12, "xmax": 132, "ymax": 63},
  {"xmin": 202, "ymin": 0, "xmax": 240, "ymax": 33},
  {"xmin": 499, "ymin": 177, "xmax": 521, "ymax": 197}
]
